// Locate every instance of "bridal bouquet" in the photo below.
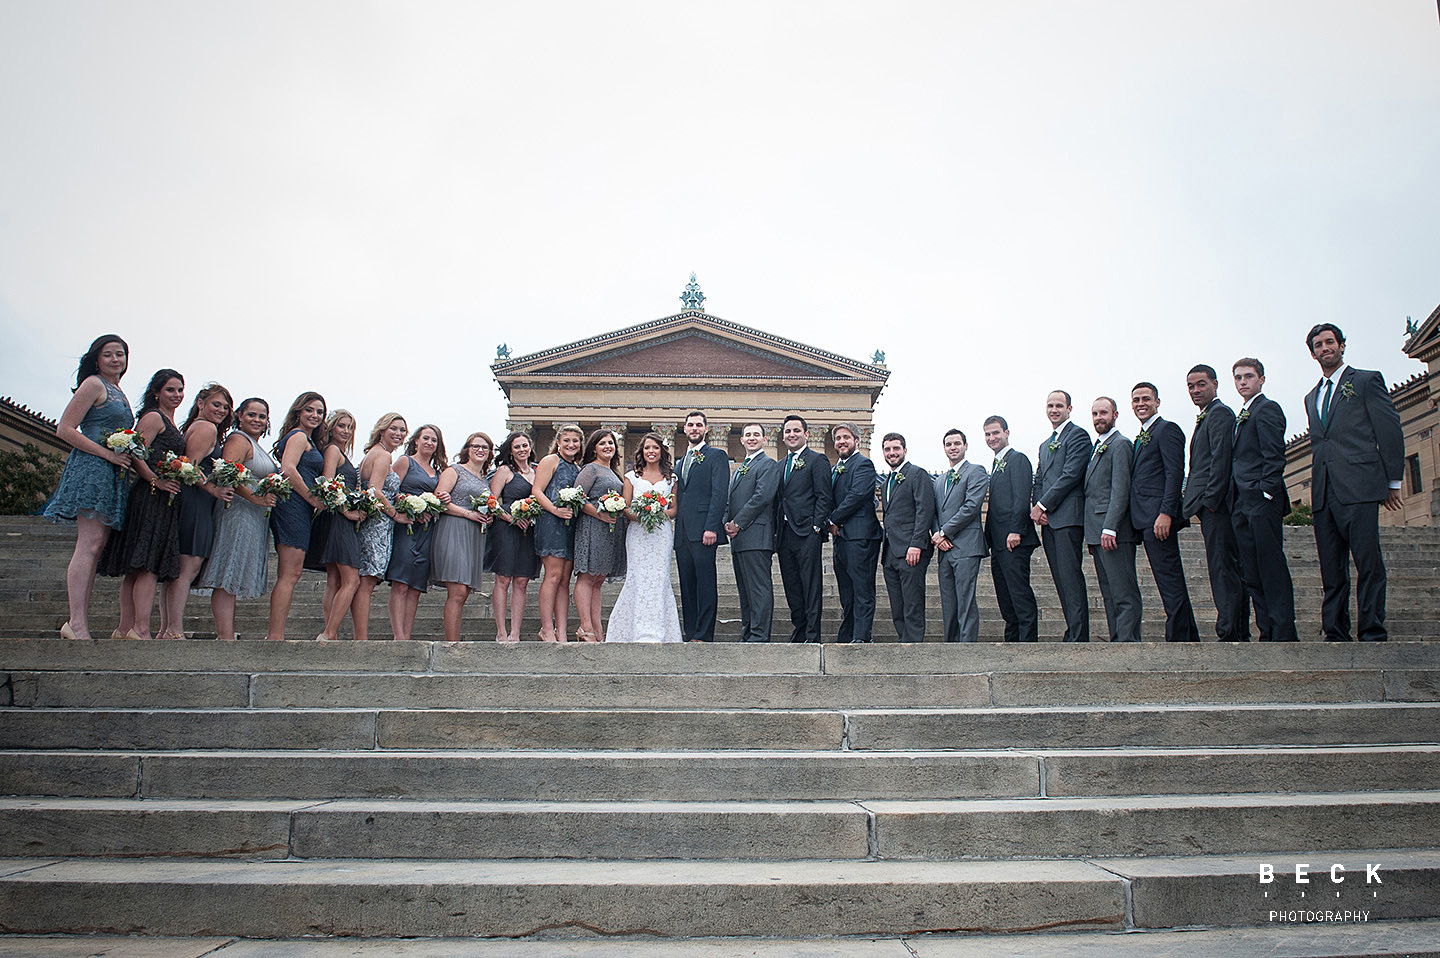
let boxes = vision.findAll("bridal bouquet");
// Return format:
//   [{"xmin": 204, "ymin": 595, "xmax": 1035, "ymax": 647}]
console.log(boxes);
[
  {"xmin": 348, "ymin": 486, "xmax": 387, "ymax": 530},
  {"xmin": 254, "ymin": 474, "xmax": 292, "ymax": 517},
  {"xmin": 556, "ymin": 485, "xmax": 586, "ymax": 525},
  {"xmin": 508, "ymin": 495, "xmax": 543, "ymax": 531},
  {"xmin": 208, "ymin": 458, "xmax": 253, "ymax": 508},
  {"xmin": 633, "ymin": 489, "xmax": 670, "ymax": 533},
  {"xmin": 469, "ymin": 493, "xmax": 500, "ymax": 533},
  {"xmin": 155, "ymin": 452, "xmax": 203, "ymax": 504},
  {"xmin": 597, "ymin": 491, "xmax": 627, "ymax": 533},
  {"xmin": 395, "ymin": 491, "xmax": 444, "ymax": 533},
  {"xmin": 102, "ymin": 427, "xmax": 149, "ymax": 472},
  {"xmin": 310, "ymin": 475, "xmax": 351, "ymax": 513}
]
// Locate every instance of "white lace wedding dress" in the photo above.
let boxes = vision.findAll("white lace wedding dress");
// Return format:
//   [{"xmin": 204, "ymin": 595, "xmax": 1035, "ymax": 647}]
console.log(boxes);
[{"xmin": 606, "ymin": 473, "xmax": 682, "ymax": 643}]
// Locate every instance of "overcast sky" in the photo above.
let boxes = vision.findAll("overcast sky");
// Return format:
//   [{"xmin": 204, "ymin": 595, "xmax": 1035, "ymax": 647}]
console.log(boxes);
[{"xmin": 2, "ymin": 1, "xmax": 1437, "ymax": 471}]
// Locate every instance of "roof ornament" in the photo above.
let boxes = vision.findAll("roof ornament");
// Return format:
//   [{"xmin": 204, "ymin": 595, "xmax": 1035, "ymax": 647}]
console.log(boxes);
[
  {"xmin": 1406, "ymin": 315, "xmax": 1418, "ymax": 337},
  {"xmin": 496, "ymin": 343, "xmax": 511, "ymax": 360},
  {"xmin": 871, "ymin": 349, "xmax": 886, "ymax": 367},
  {"xmin": 679, "ymin": 273, "xmax": 706, "ymax": 312}
]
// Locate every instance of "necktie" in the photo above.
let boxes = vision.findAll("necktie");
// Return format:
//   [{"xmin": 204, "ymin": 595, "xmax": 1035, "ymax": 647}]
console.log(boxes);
[
  {"xmin": 945, "ymin": 469, "xmax": 955, "ymax": 495},
  {"xmin": 683, "ymin": 450, "xmax": 694, "ymax": 482},
  {"xmin": 1092, "ymin": 438, "xmax": 1102, "ymax": 460},
  {"xmin": 832, "ymin": 459, "xmax": 845, "ymax": 486},
  {"xmin": 993, "ymin": 457, "xmax": 1000, "ymax": 471},
  {"xmin": 784, "ymin": 454, "xmax": 795, "ymax": 482},
  {"xmin": 1321, "ymin": 378, "xmax": 1334, "ymax": 427},
  {"xmin": 1048, "ymin": 430, "xmax": 1059, "ymax": 449}
]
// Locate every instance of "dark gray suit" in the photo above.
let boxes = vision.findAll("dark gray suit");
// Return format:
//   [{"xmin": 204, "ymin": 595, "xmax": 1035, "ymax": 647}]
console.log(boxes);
[
  {"xmin": 1304, "ymin": 366, "xmax": 1404, "ymax": 642},
  {"xmin": 829, "ymin": 453, "xmax": 882, "ymax": 642},
  {"xmin": 725, "ymin": 453, "xmax": 780, "ymax": 642},
  {"xmin": 933, "ymin": 460, "xmax": 989, "ymax": 643},
  {"xmin": 1034, "ymin": 420, "xmax": 1091, "ymax": 642},
  {"xmin": 775, "ymin": 446, "xmax": 834, "ymax": 643},
  {"xmin": 1129, "ymin": 416, "xmax": 1200, "ymax": 642},
  {"xmin": 1231, "ymin": 395, "xmax": 1298, "ymax": 642},
  {"xmin": 881, "ymin": 461, "xmax": 936, "ymax": 643},
  {"xmin": 1185, "ymin": 399, "xmax": 1249, "ymax": 641},
  {"xmin": 985, "ymin": 449, "xmax": 1040, "ymax": 642},
  {"xmin": 1084, "ymin": 432, "xmax": 1142, "ymax": 643}
]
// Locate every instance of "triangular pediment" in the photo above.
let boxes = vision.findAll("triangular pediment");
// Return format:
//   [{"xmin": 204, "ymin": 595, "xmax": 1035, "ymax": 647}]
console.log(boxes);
[
  {"xmin": 551, "ymin": 330, "xmax": 835, "ymax": 378},
  {"xmin": 1405, "ymin": 301, "xmax": 1440, "ymax": 366}
]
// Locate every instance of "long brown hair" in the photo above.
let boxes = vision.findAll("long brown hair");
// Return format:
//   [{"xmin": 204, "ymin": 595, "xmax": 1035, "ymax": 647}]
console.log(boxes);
[
  {"xmin": 405, "ymin": 424, "xmax": 446, "ymax": 472},
  {"xmin": 272, "ymin": 391, "xmax": 327, "ymax": 457},
  {"xmin": 581, "ymin": 428, "xmax": 621, "ymax": 473},
  {"xmin": 181, "ymin": 383, "xmax": 235, "ymax": 435},
  {"xmin": 457, "ymin": 431, "xmax": 495, "ymax": 473},
  {"xmin": 631, "ymin": 432, "xmax": 674, "ymax": 479}
]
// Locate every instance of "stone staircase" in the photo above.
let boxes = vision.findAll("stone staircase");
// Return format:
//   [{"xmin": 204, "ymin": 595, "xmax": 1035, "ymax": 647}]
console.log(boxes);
[{"xmin": 1, "ymin": 515, "xmax": 1439, "ymax": 953}]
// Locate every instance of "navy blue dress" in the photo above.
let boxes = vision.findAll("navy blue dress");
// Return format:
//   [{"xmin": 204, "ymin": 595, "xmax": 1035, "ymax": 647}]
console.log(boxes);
[
  {"xmin": 534, "ymin": 457, "xmax": 580, "ymax": 559},
  {"xmin": 177, "ymin": 432, "xmax": 224, "ymax": 559},
  {"xmin": 269, "ymin": 428, "xmax": 324, "ymax": 551},
  {"xmin": 385, "ymin": 455, "xmax": 439, "ymax": 591},
  {"xmin": 305, "ymin": 447, "xmax": 363, "ymax": 570}
]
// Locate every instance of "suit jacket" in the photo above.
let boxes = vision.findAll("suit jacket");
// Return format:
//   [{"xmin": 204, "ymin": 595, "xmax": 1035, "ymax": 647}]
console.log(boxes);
[
  {"xmin": 881, "ymin": 461, "xmax": 936, "ymax": 558},
  {"xmin": 775, "ymin": 446, "xmax": 834, "ymax": 537},
  {"xmin": 724, "ymin": 453, "xmax": 780, "ymax": 552},
  {"xmin": 1184, "ymin": 399, "xmax": 1236, "ymax": 517},
  {"xmin": 1033, "ymin": 420, "xmax": 1091, "ymax": 529},
  {"xmin": 984, "ymin": 449, "xmax": 1039, "ymax": 550},
  {"xmin": 1231, "ymin": 395, "xmax": 1287, "ymax": 505},
  {"xmin": 933, "ymin": 460, "xmax": 990, "ymax": 557},
  {"xmin": 1084, "ymin": 432, "xmax": 1139, "ymax": 546},
  {"xmin": 675, "ymin": 443, "xmax": 731, "ymax": 544},
  {"xmin": 1304, "ymin": 366, "xmax": 1404, "ymax": 511},
  {"xmin": 828, "ymin": 453, "xmax": 881, "ymax": 541},
  {"xmin": 1129, "ymin": 416, "xmax": 1189, "ymax": 531}
]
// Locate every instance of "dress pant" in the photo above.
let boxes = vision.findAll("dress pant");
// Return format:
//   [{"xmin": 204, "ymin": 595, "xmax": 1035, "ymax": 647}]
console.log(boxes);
[
  {"xmin": 882, "ymin": 545, "xmax": 931, "ymax": 643},
  {"xmin": 1088, "ymin": 541, "xmax": 1142, "ymax": 642},
  {"xmin": 1314, "ymin": 500, "xmax": 1388, "ymax": 641},
  {"xmin": 990, "ymin": 543, "xmax": 1038, "ymax": 642},
  {"xmin": 1232, "ymin": 494, "xmax": 1299, "ymax": 642},
  {"xmin": 777, "ymin": 525, "xmax": 824, "ymax": 643},
  {"xmin": 675, "ymin": 537, "xmax": 718, "ymax": 642},
  {"xmin": 833, "ymin": 535, "xmax": 881, "ymax": 642},
  {"xmin": 1041, "ymin": 525, "xmax": 1089, "ymax": 642},
  {"xmin": 1141, "ymin": 528, "xmax": 1200, "ymax": 642},
  {"xmin": 1197, "ymin": 506, "xmax": 1251, "ymax": 641},
  {"xmin": 938, "ymin": 550, "xmax": 983, "ymax": 643},
  {"xmin": 731, "ymin": 547, "xmax": 775, "ymax": 643}
]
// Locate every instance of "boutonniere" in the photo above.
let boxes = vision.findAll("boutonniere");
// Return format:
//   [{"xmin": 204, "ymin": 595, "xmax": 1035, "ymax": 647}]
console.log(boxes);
[
  {"xmin": 1195, "ymin": 411, "xmax": 1207, "ymax": 424},
  {"xmin": 889, "ymin": 469, "xmax": 906, "ymax": 484},
  {"xmin": 737, "ymin": 459, "xmax": 751, "ymax": 476},
  {"xmin": 993, "ymin": 459, "xmax": 1007, "ymax": 473},
  {"xmin": 1136, "ymin": 431, "xmax": 1152, "ymax": 447},
  {"xmin": 792, "ymin": 456, "xmax": 806, "ymax": 470},
  {"xmin": 692, "ymin": 451, "xmax": 705, "ymax": 463},
  {"xmin": 1236, "ymin": 408, "xmax": 1251, "ymax": 425},
  {"xmin": 1339, "ymin": 381, "xmax": 1357, "ymax": 400},
  {"xmin": 948, "ymin": 467, "xmax": 960, "ymax": 480},
  {"xmin": 833, "ymin": 463, "xmax": 846, "ymax": 475},
  {"xmin": 1095, "ymin": 441, "xmax": 1110, "ymax": 456},
  {"xmin": 1047, "ymin": 439, "xmax": 1060, "ymax": 452}
]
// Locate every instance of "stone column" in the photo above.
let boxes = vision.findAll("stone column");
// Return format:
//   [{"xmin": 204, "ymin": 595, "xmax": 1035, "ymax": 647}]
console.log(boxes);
[
  {"xmin": 505, "ymin": 420, "xmax": 533, "ymax": 436},
  {"xmin": 651, "ymin": 422, "xmax": 681, "ymax": 447},
  {"xmin": 806, "ymin": 425, "xmax": 828, "ymax": 449}
]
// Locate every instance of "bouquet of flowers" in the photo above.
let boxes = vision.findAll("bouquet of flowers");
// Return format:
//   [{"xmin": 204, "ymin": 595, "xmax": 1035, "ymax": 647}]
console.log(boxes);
[
  {"xmin": 310, "ymin": 475, "xmax": 350, "ymax": 513},
  {"xmin": 348, "ymin": 486, "xmax": 387, "ymax": 530},
  {"xmin": 632, "ymin": 489, "xmax": 670, "ymax": 533},
  {"xmin": 597, "ymin": 491, "xmax": 627, "ymax": 533},
  {"xmin": 556, "ymin": 485, "xmax": 586, "ymax": 525},
  {"xmin": 395, "ymin": 491, "xmax": 445, "ymax": 534},
  {"xmin": 254, "ymin": 474, "xmax": 293, "ymax": 517},
  {"xmin": 208, "ymin": 458, "xmax": 253, "ymax": 509},
  {"xmin": 155, "ymin": 452, "xmax": 203, "ymax": 504},
  {"xmin": 102, "ymin": 427, "xmax": 149, "ymax": 472},
  {"xmin": 469, "ymin": 493, "xmax": 501, "ymax": 534},
  {"xmin": 508, "ymin": 495, "xmax": 543, "ymax": 531}
]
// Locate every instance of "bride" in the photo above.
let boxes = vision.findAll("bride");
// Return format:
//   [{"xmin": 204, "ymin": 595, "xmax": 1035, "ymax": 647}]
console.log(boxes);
[{"xmin": 606, "ymin": 432, "xmax": 682, "ymax": 642}]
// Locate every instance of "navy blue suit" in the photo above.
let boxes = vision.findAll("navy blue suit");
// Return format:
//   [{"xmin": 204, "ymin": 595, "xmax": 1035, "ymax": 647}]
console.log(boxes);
[
  {"xmin": 674, "ymin": 443, "xmax": 730, "ymax": 641},
  {"xmin": 828, "ymin": 453, "xmax": 882, "ymax": 642},
  {"xmin": 1129, "ymin": 416, "xmax": 1199, "ymax": 642},
  {"xmin": 1230, "ymin": 395, "xmax": 1297, "ymax": 642}
]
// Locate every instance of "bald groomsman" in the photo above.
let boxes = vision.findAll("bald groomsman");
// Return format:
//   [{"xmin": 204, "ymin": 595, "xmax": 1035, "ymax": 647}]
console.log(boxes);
[
  {"xmin": 828, "ymin": 423, "xmax": 882, "ymax": 643},
  {"xmin": 1184, "ymin": 364, "xmax": 1250, "ymax": 641},
  {"xmin": 1031, "ymin": 390, "xmax": 1091, "ymax": 642},
  {"xmin": 1084, "ymin": 397, "xmax": 1142, "ymax": 643},
  {"xmin": 1129, "ymin": 382, "xmax": 1200, "ymax": 642},
  {"xmin": 932, "ymin": 429, "xmax": 989, "ymax": 643},
  {"xmin": 1304, "ymin": 323, "xmax": 1404, "ymax": 641}
]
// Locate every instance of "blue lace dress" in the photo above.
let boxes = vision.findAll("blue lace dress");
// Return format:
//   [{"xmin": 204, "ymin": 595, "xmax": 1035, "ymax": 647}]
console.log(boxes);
[
  {"xmin": 305, "ymin": 447, "xmax": 362, "ymax": 571},
  {"xmin": 177, "ymin": 432, "xmax": 223, "ymax": 559},
  {"xmin": 44, "ymin": 378, "xmax": 134, "ymax": 529},
  {"xmin": 98, "ymin": 413, "xmax": 185, "ymax": 581},
  {"xmin": 269, "ymin": 429, "xmax": 324, "ymax": 551},
  {"xmin": 385, "ymin": 456, "xmax": 438, "ymax": 591},
  {"xmin": 534, "ymin": 457, "xmax": 580, "ymax": 559},
  {"xmin": 198, "ymin": 433, "xmax": 275, "ymax": 599},
  {"xmin": 357, "ymin": 469, "xmax": 400, "ymax": 578}
]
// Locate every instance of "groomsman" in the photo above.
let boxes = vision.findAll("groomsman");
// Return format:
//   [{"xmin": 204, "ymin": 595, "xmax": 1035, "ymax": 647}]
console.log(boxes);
[
  {"xmin": 827, "ymin": 423, "xmax": 882, "ymax": 643},
  {"xmin": 1304, "ymin": 323, "xmax": 1405, "ymax": 641},
  {"xmin": 1129, "ymin": 382, "xmax": 1200, "ymax": 642},
  {"xmin": 1230, "ymin": 359, "xmax": 1299, "ymax": 642},
  {"xmin": 1184, "ymin": 364, "xmax": 1251, "ymax": 641},
  {"xmin": 1031, "ymin": 390, "xmax": 1091, "ymax": 642},
  {"xmin": 932, "ymin": 429, "xmax": 989, "ymax": 642},
  {"xmin": 983, "ymin": 416, "xmax": 1040, "ymax": 642},
  {"xmin": 879, "ymin": 432, "xmax": 936, "ymax": 642},
  {"xmin": 674, "ymin": 411, "xmax": 730, "ymax": 642},
  {"xmin": 724, "ymin": 424, "xmax": 781, "ymax": 643},
  {"xmin": 1084, "ymin": 397, "xmax": 1142, "ymax": 643},
  {"xmin": 775, "ymin": 415, "xmax": 833, "ymax": 643}
]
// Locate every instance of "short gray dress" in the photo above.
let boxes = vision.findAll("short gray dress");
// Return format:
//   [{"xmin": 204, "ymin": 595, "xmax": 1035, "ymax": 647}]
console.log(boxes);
[
  {"xmin": 572, "ymin": 462, "xmax": 626, "ymax": 578},
  {"xmin": 430, "ymin": 464, "xmax": 490, "ymax": 591},
  {"xmin": 357, "ymin": 469, "xmax": 400, "ymax": 578},
  {"xmin": 198, "ymin": 433, "xmax": 275, "ymax": 600}
]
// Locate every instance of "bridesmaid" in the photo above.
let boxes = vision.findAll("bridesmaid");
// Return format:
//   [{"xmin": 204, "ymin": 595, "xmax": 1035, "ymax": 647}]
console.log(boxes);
[
  {"xmin": 97, "ymin": 369, "xmax": 187, "ymax": 639},
  {"xmin": 385, "ymin": 424, "xmax": 445, "ymax": 641},
  {"xmin": 44, "ymin": 334, "xmax": 135, "ymax": 640},
  {"xmin": 163, "ymin": 383, "xmax": 235, "ymax": 639},
  {"xmin": 531, "ymin": 423, "xmax": 583, "ymax": 642},
  {"xmin": 306, "ymin": 409, "xmax": 365, "ymax": 641},
  {"xmin": 199, "ymin": 398, "xmax": 279, "ymax": 639},
  {"xmin": 487, "ymin": 431, "xmax": 540, "ymax": 643},
  {"xmin": 431, "ymin": 431, "xmax": 496, "ymax": 642},
  {"xmin": 265, "ymin": 391, "xmax": 327, "ymax": 641},
  {"xmin": 572, "ymin": 429, "xmax": 626, "ymax": 642},
  {"xmin": 352, "ymin": 413, "xmax": 409, "ymax": 641}
]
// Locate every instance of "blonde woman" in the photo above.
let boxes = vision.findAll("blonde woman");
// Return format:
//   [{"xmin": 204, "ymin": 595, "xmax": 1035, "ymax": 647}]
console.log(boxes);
[
  {"xmin": 162, "ymin": 383, "xmax": 235, "ymax": 639},
  {"xmin": 352, "ymin": 413, "xmax": 409, "ymax": 641},
  {"xmin": 306, "ymin": 409, "xmax": 365, "ymax": 641},
  {"xmin": 531, "ymin": 424, "xmax": 583, "ymax": 641},
  {"xmin": 265, "ymin": 391, "xmax": 327, "ymax": 641}
]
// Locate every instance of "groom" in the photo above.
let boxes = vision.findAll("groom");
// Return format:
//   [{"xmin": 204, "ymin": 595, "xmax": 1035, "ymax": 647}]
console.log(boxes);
[{"xmin": 674, "ymin": 411, "xmax": 731, "ymax": 642}]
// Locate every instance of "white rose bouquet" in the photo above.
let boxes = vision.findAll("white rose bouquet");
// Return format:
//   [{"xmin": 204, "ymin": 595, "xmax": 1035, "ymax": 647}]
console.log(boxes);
[
  {"xmin": 597, "ymin": 491, "xmax": 627, "ymax": 533},
  {"xmin": 102, "ymin": 427, "xmax": 149, "ymax": 472},
  {"xmin": 556, "ymin": 485, "xmax": 586, "ymax": 525}
]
